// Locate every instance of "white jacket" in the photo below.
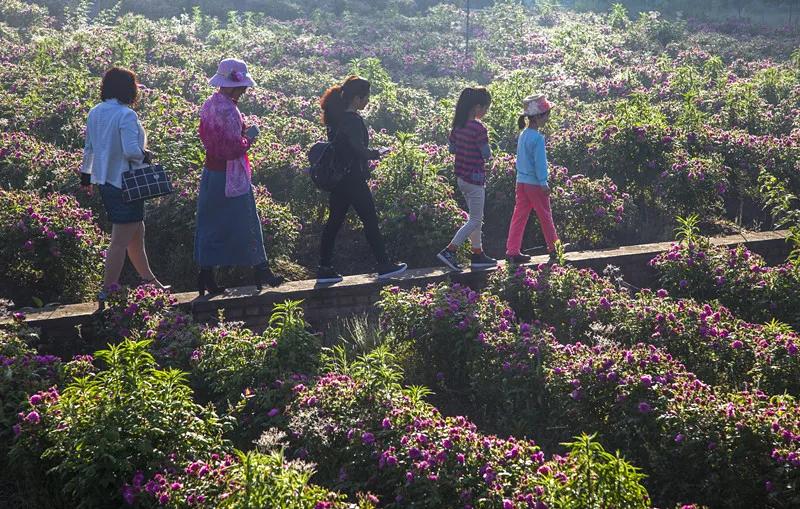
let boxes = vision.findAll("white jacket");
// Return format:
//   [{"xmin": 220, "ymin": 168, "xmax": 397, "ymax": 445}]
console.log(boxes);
[{"xmin": 80, "ymin": 99, "xmax": 147, "ymax": 188}]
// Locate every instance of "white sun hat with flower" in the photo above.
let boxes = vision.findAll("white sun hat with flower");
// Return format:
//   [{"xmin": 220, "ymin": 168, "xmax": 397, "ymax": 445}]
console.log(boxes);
[
  {"xmin": 208, "ymin": 58, "xmax": 256, "ymax": 88},
  {"xmin": 521, "ymin": 93, "xmax": 553, "ymax": 116}
]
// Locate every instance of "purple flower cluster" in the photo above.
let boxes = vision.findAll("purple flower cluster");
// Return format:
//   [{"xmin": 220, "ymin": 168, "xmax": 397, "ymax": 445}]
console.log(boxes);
[{"xmin": 651, "ymin": 239, "xmax": 800, "ymax": 326}]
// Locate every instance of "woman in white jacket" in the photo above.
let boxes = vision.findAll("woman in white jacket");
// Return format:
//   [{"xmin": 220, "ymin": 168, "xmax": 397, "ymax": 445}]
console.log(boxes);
[{"xmin": 80, "ymin": 67, "xmax": 167, "ymax": 307}]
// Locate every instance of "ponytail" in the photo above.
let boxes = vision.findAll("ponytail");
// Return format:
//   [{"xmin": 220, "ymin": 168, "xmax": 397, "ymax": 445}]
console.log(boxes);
[
  {"xmin": 320, "ymin": 85, "xmax": 345, "ymax": 126},
  {"xmin": 452, "ymin": 86, "xmax": 492, "ymax": 131},
  {"xmin": 320, "ymin": 75, "xmax": 371, "ymax": 126},
  {"xmin": 518, "ymin": 112, "xmax": 548, "ymax": 130}
]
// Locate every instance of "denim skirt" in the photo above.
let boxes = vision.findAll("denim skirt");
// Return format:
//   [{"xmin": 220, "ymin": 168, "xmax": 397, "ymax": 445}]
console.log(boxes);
[
  {"xmin": 99, "ymin": 183, "xmax": 145, "ymax": 224},
  {"xmin": 194, "ymin": 168, "xmax": 268, "ymax": 267}
]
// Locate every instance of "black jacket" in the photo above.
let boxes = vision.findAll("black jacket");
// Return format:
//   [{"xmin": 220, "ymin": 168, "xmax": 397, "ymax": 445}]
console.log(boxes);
[{"xmin": 327, "ymin": 111, "xmax": 379, "ymax": 181}]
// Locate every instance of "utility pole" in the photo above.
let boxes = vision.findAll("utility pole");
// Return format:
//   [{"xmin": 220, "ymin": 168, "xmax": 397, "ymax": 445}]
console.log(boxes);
[{"xmin": 465, "ymin": 0, "xmax": 471, "ymax": 60}]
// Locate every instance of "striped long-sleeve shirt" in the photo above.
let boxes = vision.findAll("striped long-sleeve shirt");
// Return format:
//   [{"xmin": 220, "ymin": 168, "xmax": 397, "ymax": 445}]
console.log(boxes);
[{"xmin": 448, "ymin": 120, "xmax": 490, "ymax": 186}]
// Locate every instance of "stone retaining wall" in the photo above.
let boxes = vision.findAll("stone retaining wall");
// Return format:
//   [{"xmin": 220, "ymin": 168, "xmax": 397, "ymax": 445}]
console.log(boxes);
[{"xmin": 7, "ymin": 230, "xmax": 790, "ymax": 356}]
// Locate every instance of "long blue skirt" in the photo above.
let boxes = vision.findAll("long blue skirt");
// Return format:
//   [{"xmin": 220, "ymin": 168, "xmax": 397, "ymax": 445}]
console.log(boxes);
[{"xmin": 194, "ymin": 168, "xmax": 268, "ymax": 267}]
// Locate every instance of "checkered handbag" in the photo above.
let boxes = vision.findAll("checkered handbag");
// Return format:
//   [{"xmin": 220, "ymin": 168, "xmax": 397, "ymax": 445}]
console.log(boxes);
[{"xmin": 121, "ymin": 163, "xmax": 174, "ymax": 203}]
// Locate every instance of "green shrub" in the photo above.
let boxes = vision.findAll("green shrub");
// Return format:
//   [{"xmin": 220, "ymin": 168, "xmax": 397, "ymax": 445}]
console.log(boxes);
[
  {"xmin": 0, "ymin": 190, "xmax": 106, "ymax": 306},
  {"xmin": 10, "ymin": 339, "xmax": 229, "ymax": 508},
  {"xmin": 191, "ymin": 301, "xmax": 321, "ymax": 444},
  {"xmin": 132, "ymin": 449, "xmax": 361, "ymax": 508},
  {"xmin": 650, "ymin": 236, "xmax": 800, "ymax": 327},
  {"xmin": 371, "ymin": 138, "xmax": 465, "ymax": 266}
]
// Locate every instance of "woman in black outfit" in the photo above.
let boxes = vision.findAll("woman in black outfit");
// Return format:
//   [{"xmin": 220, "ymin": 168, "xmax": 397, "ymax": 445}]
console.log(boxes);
[{"xmin": 317, "ymin": 76, "xmax": 407, "ymax": 284}]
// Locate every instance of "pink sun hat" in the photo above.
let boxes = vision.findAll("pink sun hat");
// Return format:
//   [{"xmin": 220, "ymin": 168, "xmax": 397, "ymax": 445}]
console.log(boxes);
[
  {"xmin": 208, "ymin": 58, "xmax": 256, "ymax": 88},
  {"xmin": 521, "ymin": 94, "xmax": 553, "ymax": 116}
]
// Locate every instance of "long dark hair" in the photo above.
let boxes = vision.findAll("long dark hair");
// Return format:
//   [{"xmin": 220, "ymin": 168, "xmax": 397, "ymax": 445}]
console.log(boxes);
[
  {"xmin": 451, "ymin": 87, "xmax": 491, "ymax": 131},
  {"xmin": 100, "ymin": 67, "xmax": 139, "ymax": 106},
  {"xmin": 320, "ymin": 76, "xmax": 371, "ymax": 126}
]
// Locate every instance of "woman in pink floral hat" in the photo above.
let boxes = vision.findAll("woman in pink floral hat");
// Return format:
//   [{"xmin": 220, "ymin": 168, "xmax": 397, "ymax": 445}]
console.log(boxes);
[{"xmin": 194, "ymin": 58, "xmax": 283, "ymax": 296}]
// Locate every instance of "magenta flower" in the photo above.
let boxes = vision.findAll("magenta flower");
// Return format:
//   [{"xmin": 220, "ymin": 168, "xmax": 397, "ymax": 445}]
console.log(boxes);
[
  {"xmin": 268, "ymin": 408, "xmax": 280, "ymax": 417},
  {"xmin": 121, "ymin": 485, "xmax": 136, "ymax": 505},
  {"xmin": 637, "ymin": 401, "xmax": 652, "ymax": 413},
  {"xmin": 25, "ymin": 410, "xmax": 41, "ymax": 424}
]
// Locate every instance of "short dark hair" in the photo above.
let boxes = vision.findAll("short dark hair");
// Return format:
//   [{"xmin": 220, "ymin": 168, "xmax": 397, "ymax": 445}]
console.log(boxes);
[{"xmin": 100, "ymin": 67, "xmax": 139, "ymax": 105}]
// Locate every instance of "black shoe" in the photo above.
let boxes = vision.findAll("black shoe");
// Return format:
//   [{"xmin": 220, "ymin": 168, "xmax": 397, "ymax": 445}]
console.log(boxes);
[
  {"xmin": 197, "ymin": 268, "xmax": 225, "ymax": 297},
  {"xmin": 506, "ymin": 253, "xmax": 532, "ymax": 265},
  {"xmin": 436, "ymin": 249, "xmax": 463, "ymax": 271},
  {"xmin": 470, "ymin": 252, "xmax": 497, "ymax": 269},
  {"xmin": 317, "ymin": 265, "xmax": 344, "ymax": 284},
  {"xmin": 377, "ymin": 262, "xmax": 408, "ymax": 279},
  {"xmin": 255, "ymin": 266, "xmax": 284, "ymax": 290}
]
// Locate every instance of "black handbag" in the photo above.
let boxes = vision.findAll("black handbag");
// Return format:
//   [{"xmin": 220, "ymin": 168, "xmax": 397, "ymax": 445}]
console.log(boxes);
[{"xmin": 121, "ymin": 163, "xmax": 174, "ymax": 202}]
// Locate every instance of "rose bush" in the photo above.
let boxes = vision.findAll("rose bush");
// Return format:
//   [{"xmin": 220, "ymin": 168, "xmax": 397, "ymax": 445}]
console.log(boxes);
[
  {"xmin": 488, "ymin": 263, "xmax": 800, "ymax": 395},
  {"xmin": 285, "ymin": 348, "xmax": 652, "ymax": 509},
  {"xmin": 650, "ymin": 237, "xmax": 800, "ymax": 327},
  {"xmin": 380, "ymin": 280, "xmax": 800, "ymax": 507},
  {"xmin": 9, "ymin": 339, "xmax": 229, "ymax": 508},
  {"xmin": 0, "ymin": 190, "xmax": 106, "ymax": 306}
]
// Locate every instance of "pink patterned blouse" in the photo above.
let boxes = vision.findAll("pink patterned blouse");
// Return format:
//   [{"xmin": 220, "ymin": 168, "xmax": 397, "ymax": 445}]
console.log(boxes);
[{"xmin": 199, "ymin": 92, "xmax": 251, "ymax": 171}]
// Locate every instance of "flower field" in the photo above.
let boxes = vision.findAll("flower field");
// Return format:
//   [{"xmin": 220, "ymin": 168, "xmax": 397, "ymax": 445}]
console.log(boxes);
[
  {"xmin": 4, "ymin": 253, "xmax": 800, "ymax": 507},
  {"xmin": 2, "ymin": 0, "xmax": 800, "ymax": 507},
  {"xmin": 1, "ymin": 0, "xmax": 800, "ymax": 304}
]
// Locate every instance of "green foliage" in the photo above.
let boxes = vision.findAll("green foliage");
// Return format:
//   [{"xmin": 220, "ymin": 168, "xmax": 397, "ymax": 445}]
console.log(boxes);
[
  {"xmin": 674, "ymin": 213, "xmax": 701, "ymax": 243},
  {"xmin": 554, "ymin": 433, "xmax": 649, "ymax": 508},
  {"xmin": 10, "ymin": 339, "xmax": 228, "ymax": 508},
  {"xmin": 192, "ymin": 301, "xmax": 321, "ymax": 444},
  {"xmin": 608, "ymin": 3, "xmax": 630, "ymax": 29},
  {"xmin": 130, "ymin": 445, "xmax": 362, "ymax": 507},
  {"xmin": 371, "ymin": 137, "xmax": 466, "ymax": 266},
  {"xmin": 0, "ymin": 324, "xmax": 61, "ymax": 458},
  {"xmin": 759, "ymin": 168, "xmax": 800, "ymax": 229},
  {"xmin": 288, "ymin": 339, "xmax": 653, "ymax": 508},
  {"xmin": 0, "ymin": 190, "xmax": 106, "ymax": 306},
  {"xmin": 789, "ymin": 226, "xmax": 800, "ymax": 268},
  {"xmin": 0, "ymin": 0, "xmax": 51, "ymax": 29}
]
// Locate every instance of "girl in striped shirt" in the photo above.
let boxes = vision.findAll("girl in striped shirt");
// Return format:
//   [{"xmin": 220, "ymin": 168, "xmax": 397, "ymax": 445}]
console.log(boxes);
[{"xmin": 436, "ymin": 87, "xmax": 497, "ymax": 272}]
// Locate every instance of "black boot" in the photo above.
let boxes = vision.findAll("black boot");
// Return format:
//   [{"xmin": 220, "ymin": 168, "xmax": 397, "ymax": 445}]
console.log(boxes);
[
  {"xmin": 197, "ymin": 267, "xmax": 225, "ymax": 297},
  {"xmin": 254, "ymin": 263, "xmax": 283, "ymax": 290}
]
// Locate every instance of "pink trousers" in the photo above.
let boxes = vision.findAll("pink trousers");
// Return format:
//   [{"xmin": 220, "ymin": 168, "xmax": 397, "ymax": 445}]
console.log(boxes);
[{"xmin": 505, "ymin": 183, "xmax": 559, "ymax": 255}]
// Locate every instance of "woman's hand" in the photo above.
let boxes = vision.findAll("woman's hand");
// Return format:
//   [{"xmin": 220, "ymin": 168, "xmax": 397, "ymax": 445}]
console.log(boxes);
[
  {"xmin": 79, "ymin": 172, "xmax": 93, "ymax": 195},
  {"xmin": 142, "ymin": 149, "xmax": 154, "ymax": 164}
]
